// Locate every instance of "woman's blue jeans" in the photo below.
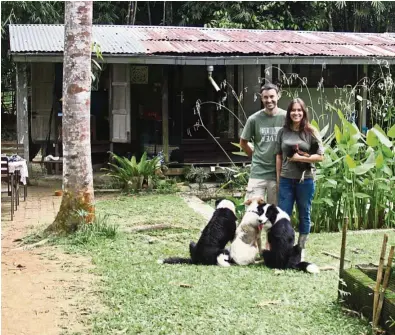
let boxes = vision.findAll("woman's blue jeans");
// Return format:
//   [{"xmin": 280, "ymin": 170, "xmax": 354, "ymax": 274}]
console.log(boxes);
[{"xmin": 278, "ymin": 177, "xmax": 315, "ymax": 235}]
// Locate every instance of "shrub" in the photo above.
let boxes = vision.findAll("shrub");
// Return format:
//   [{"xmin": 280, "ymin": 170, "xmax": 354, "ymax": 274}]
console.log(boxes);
[{"xmin": 103, "ymin": 152, "xmax": 161, "ymax": 191}]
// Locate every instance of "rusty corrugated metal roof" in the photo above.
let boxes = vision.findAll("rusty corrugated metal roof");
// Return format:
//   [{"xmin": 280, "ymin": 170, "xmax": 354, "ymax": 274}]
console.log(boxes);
[{"xmin": 9, "ymin": 24, "xmax": 395, "ymax": 57}]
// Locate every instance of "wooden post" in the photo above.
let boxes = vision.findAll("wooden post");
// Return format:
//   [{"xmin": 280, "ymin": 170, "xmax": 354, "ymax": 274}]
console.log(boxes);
[
  {"xmin": 161, "ymin": 66, "xmax": 169, "ymax": 162},
  {"xmin": 339, "ymin": 217, "xmax": 349, "ymax": 273},
  {"xmin": 373, "ymin": 234, "xmax": 388, "ymax": 327},
  {"xmin": 374, "ymin": 245, "xmax": 394, "ymax": 327},
  {"xmin": 338, "ymin": 216, "xmax": 348, "ymax": 300},
  {"xmin": 16, "ymin": 63, "xmax": 30, "ymax": 170},
  {"xmin": 359, "ymin": 64, "xmax": 368, "ymax": 132}
]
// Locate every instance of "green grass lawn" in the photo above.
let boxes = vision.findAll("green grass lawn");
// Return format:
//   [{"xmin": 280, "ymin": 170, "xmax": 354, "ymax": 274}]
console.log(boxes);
[{"xmin": 64, "ymin": 194, "xmax": 395, "ymax": 335}]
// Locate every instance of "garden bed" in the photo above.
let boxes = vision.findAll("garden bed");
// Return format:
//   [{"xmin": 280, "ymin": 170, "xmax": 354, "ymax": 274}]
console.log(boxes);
[{"xmin": 340, "ymin": 266, "xmax": 395, "ymax": 334}]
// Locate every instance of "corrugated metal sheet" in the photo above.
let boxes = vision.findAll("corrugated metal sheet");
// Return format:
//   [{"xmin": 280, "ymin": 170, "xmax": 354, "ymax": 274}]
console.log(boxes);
[{"xmin": 9, "ymin": 24, "xmax": 395, "ymax": 57}]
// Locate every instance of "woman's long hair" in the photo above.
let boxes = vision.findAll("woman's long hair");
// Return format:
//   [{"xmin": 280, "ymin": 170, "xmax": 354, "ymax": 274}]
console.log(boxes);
[{"xmin": 284, "ymin": 98, "xmax": 313, "ymax": 134}]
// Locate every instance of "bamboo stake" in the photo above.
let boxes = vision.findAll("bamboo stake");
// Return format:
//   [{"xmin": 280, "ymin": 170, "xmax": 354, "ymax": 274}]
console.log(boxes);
[
  {"xmin": 373, "ymin": 245, "xmax": 394, "ymax": 328},
  {"xmin": 372, "ymin": 234, "xmax": 388, "ymax": 327},
  {"xmin": 338, "ymin": 217, "xmax": 349, "ymax": 300}
]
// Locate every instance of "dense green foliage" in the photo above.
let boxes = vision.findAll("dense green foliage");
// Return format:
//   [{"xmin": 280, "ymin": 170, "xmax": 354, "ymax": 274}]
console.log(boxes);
[{"xmin": 311, "ymin": 112, "xmax": 395, "ymax": 232}]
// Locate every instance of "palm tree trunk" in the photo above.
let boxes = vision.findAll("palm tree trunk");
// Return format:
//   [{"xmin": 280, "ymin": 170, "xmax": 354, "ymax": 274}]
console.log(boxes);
[{"xmin": 45, "ymin": 1, "xmax": 94, "ymax": 235}]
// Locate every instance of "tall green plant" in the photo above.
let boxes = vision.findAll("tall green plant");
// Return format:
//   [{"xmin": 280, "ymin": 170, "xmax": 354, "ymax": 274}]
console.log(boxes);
[{"xmin": 312, "ymin": 111, "xmax": 395, "ymax": 232}]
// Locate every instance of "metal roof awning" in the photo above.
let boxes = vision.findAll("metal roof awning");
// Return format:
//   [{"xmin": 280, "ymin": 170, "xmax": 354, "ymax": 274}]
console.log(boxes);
[{"xmin": 9, "ymin": 24, "xmax": 395, "ymax": 65}]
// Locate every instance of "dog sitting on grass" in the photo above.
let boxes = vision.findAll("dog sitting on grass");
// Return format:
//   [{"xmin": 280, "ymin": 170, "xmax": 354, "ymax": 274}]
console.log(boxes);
[
  {"xmin": 258, "ymin": 203, "xmax": 319, "ymax": 274},
  {"xmin": 160, "ymin": 199, "xmax": 237, "ymax": 267},
  {"xmin": 228, "ymin": 197, "xmax": 266, "ymax": 266}
]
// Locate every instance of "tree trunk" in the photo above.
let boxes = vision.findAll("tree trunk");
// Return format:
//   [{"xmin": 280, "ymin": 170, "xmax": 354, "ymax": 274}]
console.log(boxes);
[
  {"xmin": 163, "ymin": 1, "xmax": 166, "ymax": 26},
  {"xmin": 328, "ymin": 3, "xmax": 334, "ymax": 32},
  {"xmin": 45, "ymin": 1, "xmax": 94, "ymax": 235},
  {"xmin": 132, "ymin": 1, "xmax": 138, "ymax": 25},
  {"xmin": 353, "ymin": 2, "xmax": 360, "ymax": 32},
  {"xmin": 126, "ymin": 1, "xmax": 137, "ymax": 25},
  {"xmin": 126, "ymin": 1, "xmax": 132, "ymax": 24},
  {"xmin": 147, "ymin": 1, "xmax": 152, "ymax": 25},
  {"xmin": 167, "ymin": 1, "xmax": 173, "ymax": 25}
]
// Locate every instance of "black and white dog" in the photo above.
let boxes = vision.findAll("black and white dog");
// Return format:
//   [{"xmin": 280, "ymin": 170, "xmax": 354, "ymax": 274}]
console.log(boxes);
[
  {"xmin": 160, "ymin": 199, "xmax": 237, "ymax": 266},
  {"xmin": 258, "ymin": 203, "xmax": 319, "ymax": 274}
]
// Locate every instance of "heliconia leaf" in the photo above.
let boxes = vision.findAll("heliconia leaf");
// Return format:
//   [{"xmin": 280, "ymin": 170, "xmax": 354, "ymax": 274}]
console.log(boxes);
[
  {"xmin": 371, "ymin": 127, "xmax": 392, "ymax": 148},
  {"xmin": 337, "ymin": 109, "xmax": 346, "ymax": 122},
  {"xmin": 354, "ymin": 192, "xmax": 370, "ymax": 199},
  {"xmin": 376, "ymin": 152, "xmax": 384, "ymax": 169},
  {"xmin": 387, "ymin": 124, "xmax": 395, "ymax": 138},
  {"xmin": 365, "ymin": 151, "xmax": 376, "ymax": 166},
  {"xmin": 383, "ymin": 165, "xmax": 393, "ymax": 176},
  {"xmin": 373, "ymin": 124, "xmax": 387, "ymax": 136},
  {"xmin": 366, "ymin": 129, "xmax": 379, "ymax": 147},
  {"xmin": 348, "ymin": 122, "xmax": 359, "ymax": 136},
  {"xmin": 311, "ymin": 120, "xmax": 320, "ymax": 131},
  {"xmin": 354, "ymin": 164, "xmax": 374, "ymax": 175},
  {"xmin": 232, "ymin": 151, "xmax": 248, "ymax": 157},
  {"xmin": 345, "ymin": 155, "xmax": 356, "ymax": 169},
  {"xmin": 320, "ymin": 124, "xmax": 330, "ymax": 139},
  {"xmin": 322, "ymin": 198, "xmax": 334, "ymax": 206},
  {"xmin": 326, "ymin": 179, "xmax": 337, "ymax": 186},
  {"xmin": 335, "ymin": 124, "xmax": 342, "ymax": 144},
  {"xmin": 382, "ymin": 145, "xmax": 394, "ymax": 158}
]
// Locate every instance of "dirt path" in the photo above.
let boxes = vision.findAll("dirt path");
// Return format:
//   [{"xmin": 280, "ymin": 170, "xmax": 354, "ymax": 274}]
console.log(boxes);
[{"xmin": 1, "ymin": 183, "xmax": 97, "ymax": 335}]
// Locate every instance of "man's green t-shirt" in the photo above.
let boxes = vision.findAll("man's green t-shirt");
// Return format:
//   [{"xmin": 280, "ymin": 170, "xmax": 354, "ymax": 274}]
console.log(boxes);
[{"xmin": 240, "ymin": 109, "xmax": 286, "ymax": 180}]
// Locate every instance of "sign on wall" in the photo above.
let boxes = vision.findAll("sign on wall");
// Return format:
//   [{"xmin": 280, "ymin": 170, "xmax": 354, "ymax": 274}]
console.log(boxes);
[{"xmin": 130, "ymin": 66, "xmax": 148, "ymax": 84}]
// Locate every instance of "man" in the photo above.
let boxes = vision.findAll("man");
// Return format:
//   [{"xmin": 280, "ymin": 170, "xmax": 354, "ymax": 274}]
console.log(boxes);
[{"xmin": 240, "ymin": 83, "xmax": 286, "ymax": 205}]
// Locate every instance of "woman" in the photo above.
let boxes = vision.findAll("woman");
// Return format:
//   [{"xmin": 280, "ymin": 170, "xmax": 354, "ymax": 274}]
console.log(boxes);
[{"xmin": 275, "ymin": 98, "xmax": 324, "ymax": 257}]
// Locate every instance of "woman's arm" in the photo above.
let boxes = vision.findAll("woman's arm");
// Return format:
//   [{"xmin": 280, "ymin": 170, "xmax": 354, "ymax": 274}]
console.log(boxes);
[{"xmin": 289, "ymin": 153, "xmax": 323, "ymax": 163}]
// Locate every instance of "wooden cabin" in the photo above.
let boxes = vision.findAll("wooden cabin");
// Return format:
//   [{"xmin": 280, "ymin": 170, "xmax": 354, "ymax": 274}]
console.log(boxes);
[{"xmin": 9, "ymin": 25, "xmax": 395, "ymax": 171}]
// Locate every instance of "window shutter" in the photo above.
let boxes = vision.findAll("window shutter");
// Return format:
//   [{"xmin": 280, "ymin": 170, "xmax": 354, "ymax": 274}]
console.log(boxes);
[{"xmin": 111, "ymin": 64, "xmax": 131, "ymax": 143}]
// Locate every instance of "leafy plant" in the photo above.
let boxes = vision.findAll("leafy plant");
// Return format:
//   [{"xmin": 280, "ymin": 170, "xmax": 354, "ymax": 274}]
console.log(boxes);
[
  {"xmin": 103, "ymin": 151, "xmax": 161, "ymax": 191},
  {"xmin": 217, "ymin": 165, "xmax": 250, "ymax": 190},
  {"xmin": 311, "ymin": 109, "xmax": 395, "ymax": 232},
  {"xmin": 185, "ymin": 166, "xmax": 210, "ymax": 189},
  {"xmin": 153, "ymin": 178, "xmax": 179, "ymax": 194}
]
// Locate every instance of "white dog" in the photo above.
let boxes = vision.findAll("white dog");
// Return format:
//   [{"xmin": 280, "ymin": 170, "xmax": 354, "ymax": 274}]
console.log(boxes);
[{"xmin": 229, "ymin": 197, "xmax": 265, "ymax": 265}]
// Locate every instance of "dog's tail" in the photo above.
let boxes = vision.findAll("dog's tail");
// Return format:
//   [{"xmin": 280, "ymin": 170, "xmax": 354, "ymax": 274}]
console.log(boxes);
[
  {"xmin": 159, "ymin": 257, "xmax": 193, "ymax": 265},
  {"xmin": 216, "ymin": 249, "xmax": 232, "ymax": 267},
  {"xmin": 295, "ymin": 261, "xmax": 320, "ymax": 274}
]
